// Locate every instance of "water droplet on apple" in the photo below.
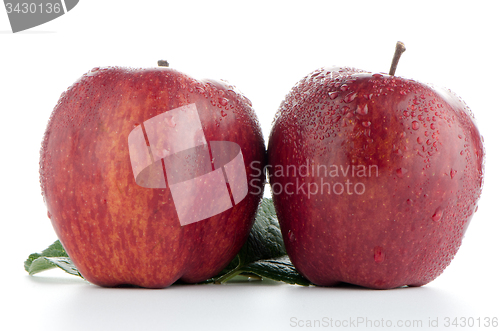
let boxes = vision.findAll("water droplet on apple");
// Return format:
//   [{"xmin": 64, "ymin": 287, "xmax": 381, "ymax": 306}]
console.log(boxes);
[
  {"xmin": 196, "ymin": 86, "xmax": 205, "ymax": 95},
  {"xmin": 396, "ymin": 167, "xmax": 408, "ymax": 178},
  {"xmin": 328, "ymin": 91, "xmax": 339, "ymax": 100},
  {"xmin": 221, "ymin": 110, "xmax": 227, "ymax": 117},
  {"xmin": 450, "ymin": 169, "xmax": 457, "ymax": 179},
  {"xmin": 393, "ymin": 148, "xmax": 403, "ymax": 156},
  {"xmin": 343, "ymin": 92, "xmax": 357, "ymax": 103},
  {"xmin": 361, "ymin": 121, "xmax": 371, "ymax": 128},
  {"xmin": 164, "ymin": 114, "xmax": 176, "ymax": 127},
  {"xmin": 340, "ymin": 84, "xmax": 349, "ymax": 91},
  {"xmin": 412, "ymin": 121, "xmax": 420, "ymax": 130},
  {"xmin": 288, "ymin": 230, "xmax": 296, "ymax": 242},
  {"xmin": 372, "ymin": 73, "xmax": 384, "ymax": 79},
  {"xmin": 357, "ymin": 104, "xmax": 368, "ymax": 115},
  {"xmin": 242, "ymin": 95, "xmax": 253, "ymax": 107},
  {"xmin": 219, "ymin": 97, "xmax": 228, "ymax": 106},
  {"xmin": 374, "ymin": 246, "xmax": 385, "ymax": 263},
  {"xmin": 47, "ymin": 211, "xmax": 52, "ymax": 219},
  {"xmin": 406, "ymin": 198, "xmax": 413, "ymax": 205},
  {"xmin": 432, "ymin": 207, "xmax": 443, "ymax": 222}
]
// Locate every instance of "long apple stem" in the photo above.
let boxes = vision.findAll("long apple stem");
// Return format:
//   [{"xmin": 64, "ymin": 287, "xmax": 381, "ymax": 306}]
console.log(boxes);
[
  {"xmin": 389, "ymin": 41, "xmax": 406, "ymax": 76},
  {"xmin": 157, "ymin": 60, "xmax": 169, "ymax": 67}
]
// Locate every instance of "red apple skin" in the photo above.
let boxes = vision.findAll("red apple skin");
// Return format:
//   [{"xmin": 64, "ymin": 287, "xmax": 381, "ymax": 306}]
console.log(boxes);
[
  {"xmin": 268, "ymin": 67, "xmax": 484, "ymax": 289},
  {"xmin": 40, "ymin": 67, "xmax": 266, "ymax": 288}
]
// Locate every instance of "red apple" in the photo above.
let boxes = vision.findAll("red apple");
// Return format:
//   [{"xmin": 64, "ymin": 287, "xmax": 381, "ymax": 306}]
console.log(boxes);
[
  {"xmin": 268, "ymin": 44, "xmax": 485, "ymax": 289},
  {"xmin": 40, "ymin": 63, "xmax": 266, "ymax": 288}
]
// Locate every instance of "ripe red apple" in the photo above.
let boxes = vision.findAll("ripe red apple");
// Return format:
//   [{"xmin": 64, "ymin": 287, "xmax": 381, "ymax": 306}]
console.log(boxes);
[
  {"xmin": 268, "ymin": 44, "xmax": 484, "ymax": 289},
  {"xmin": 40, "ymin": 63, "xmax": 266, "ymax": 288}
]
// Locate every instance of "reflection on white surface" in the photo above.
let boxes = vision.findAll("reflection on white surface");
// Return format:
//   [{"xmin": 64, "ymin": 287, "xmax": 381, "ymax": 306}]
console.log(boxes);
[{"xmin": 20, "ymin": 272, "xmax": 488, "ymax": 331}]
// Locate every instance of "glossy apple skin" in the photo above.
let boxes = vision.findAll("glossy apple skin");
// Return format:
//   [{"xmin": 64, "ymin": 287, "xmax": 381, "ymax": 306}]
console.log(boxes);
[
  {"xmin": 40, "ymin": 67, "xmax": 266, "ymax": 288},
  {"xmin": 268, "ymin": 67, "xmax": 484, "ymax": 289}
]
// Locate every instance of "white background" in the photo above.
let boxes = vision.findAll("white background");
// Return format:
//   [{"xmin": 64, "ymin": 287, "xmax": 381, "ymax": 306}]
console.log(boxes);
[{"xmin": 1, "ymin": 1, "xmax": 499, "ymax": 330}]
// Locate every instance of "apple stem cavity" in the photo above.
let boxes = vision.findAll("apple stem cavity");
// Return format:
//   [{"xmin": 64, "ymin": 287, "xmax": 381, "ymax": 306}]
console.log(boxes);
[
  {"xmin": 389, "ymin": 41, "xmax": 406, "ymax": 76},
  {"xmin": 157, "ymin": 60, "xmax": 169, "ymax": 67}
]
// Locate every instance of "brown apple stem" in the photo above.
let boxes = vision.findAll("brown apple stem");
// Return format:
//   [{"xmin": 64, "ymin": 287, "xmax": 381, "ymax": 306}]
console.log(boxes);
[
  {"xmin": 389, "ymin": 41, "xmax": 406, "ymax": 76},
  {"xmin": 157, "ymin": 60, "xmax": 169, "ymax": 67}
]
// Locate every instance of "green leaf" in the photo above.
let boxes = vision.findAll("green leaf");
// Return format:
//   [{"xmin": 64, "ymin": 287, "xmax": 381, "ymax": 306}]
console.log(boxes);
[
  {"xmin": 24, "ymin": 239, "xmax": 67, "ymax": 272},
  {"xmin": 24, "ymin": 240, "xmax": 83, "ymax": 278},
  {"xmin": 26, "ymin": 256, "xmax": 55, "ymax": 274},
  {"xmin": 241, "ymin": 256, "xmax": 311, "ymax": 286},
  {"xmin": 213, "ymin": 198, "xmax": 311, "ymax": 286},
  {"xmin": 239, "ymin": 197, "xmax": 287, "ymax": 264},
  {"xmin": 29, "ymin": 257, "xmax": 82, "ymax": 277}
]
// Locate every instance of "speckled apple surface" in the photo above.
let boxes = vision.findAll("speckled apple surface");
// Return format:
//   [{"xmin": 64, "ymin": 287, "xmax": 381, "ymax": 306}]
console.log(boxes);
[
  {"xmin": 39, "ymin": 67, "xmax": 266, "ymax": 288},
  {"xmin": 268, "ymin": 67, "xmax": 484, "ymax": 289}
]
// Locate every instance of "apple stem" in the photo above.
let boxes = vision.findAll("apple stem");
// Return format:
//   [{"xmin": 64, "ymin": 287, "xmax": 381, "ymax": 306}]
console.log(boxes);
[
  {"xmin": 389, "ymin": 41, "xmax": 406, "ymax": 76},
  {"xmin": 214, "ymin": 269, "xmax": 243, "ymax": 284},
  {"xmin": 157, "ymin": 60, "xmax": 169, "ymax": 67}
]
